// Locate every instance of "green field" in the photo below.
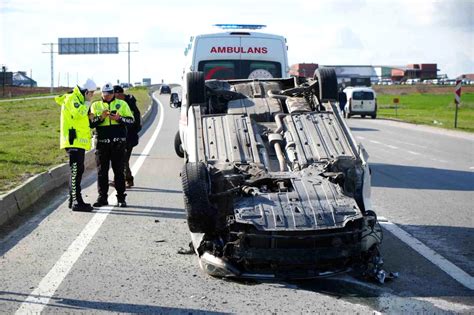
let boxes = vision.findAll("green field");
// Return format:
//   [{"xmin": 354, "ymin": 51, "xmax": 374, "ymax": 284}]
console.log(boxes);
[
  {"xmin": 0, "ymin": 88, "xmax": 151, "ymax": 194},
  {"xmin": 377, "ymin": 93, "xmax": 474, "ymax": 132}
]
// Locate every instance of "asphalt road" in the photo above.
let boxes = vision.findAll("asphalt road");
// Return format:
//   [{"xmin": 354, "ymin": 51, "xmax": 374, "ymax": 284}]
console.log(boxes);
[{"xmin": 0, "ymin": 94, "xmax": 473, "ymax": 314}]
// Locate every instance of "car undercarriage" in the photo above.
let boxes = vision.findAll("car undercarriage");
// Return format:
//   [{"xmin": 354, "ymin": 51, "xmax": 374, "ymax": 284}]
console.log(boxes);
[{"xmin": 179, "ymin": 69, "xmax": 387, "ymax": 281}]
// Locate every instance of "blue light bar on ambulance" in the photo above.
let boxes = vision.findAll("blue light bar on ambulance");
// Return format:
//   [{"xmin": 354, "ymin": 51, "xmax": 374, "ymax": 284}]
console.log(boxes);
[{"xmin": 213, "ymin": 24, "xmax": 267, "ymax": 30}]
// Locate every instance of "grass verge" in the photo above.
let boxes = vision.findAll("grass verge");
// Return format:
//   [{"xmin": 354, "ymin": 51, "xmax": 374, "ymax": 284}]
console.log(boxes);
[
  {"xmin": 377, "ymin": 93, "xmax": 474, "ymax": 132},
  {"xmin": 0, "ymin": 88, "xmax": 151, "ymax": 194}
]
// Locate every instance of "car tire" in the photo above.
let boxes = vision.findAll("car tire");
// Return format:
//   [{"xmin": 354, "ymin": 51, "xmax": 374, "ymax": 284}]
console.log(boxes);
[
  {"xmin": 174, "ymin": 131, "xmax": 184, "ymax": 158},
  {"xmin": 362, "ymin": 115, "xmax": 366, "ymax": 118},
  {"xmin": 313, "ymin": 68, "xmax": 338, "ymax": 101},
  {"xmin": 186, "ymin": 71, "xmax": 206, "ymax": 105},
  {"xmin": 181, "ymin": 162, "xmax": 215, "ymax": 233},
  {"xmin": 372, "ymin": 105, "xmax": 377, "ymax": 119}
]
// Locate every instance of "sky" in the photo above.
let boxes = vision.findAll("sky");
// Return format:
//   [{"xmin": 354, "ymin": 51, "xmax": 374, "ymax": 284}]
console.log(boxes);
[{"xmin": 1, "ymin": 0, "xmax": 473, "ymax": 87}]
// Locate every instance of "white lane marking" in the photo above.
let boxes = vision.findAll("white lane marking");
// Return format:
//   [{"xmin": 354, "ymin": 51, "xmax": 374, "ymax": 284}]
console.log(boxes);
[
  {"xmin": 357, "ymin": 136, "xmax": 366, "ymax": 140},
  {"xmin": 407, "ymin": 150, "xmax": 421, "ymax": 156},
  {"xmin": 391, "ymin": 139, "xmax": 428, "ymax": 149},
  {"xmin": 368, "ymin": 139, "xmax": 399, "ymax": 150},
  {"xmin": 378, "ymin": 217, "xmax": 474, "ymax": 290},
  {"xmin": 16, "ymin": 97, "xmax": 165, "ymax": 314},
  {"xmin": 430, "ymin": 158, "xmax": 449, "ymax": 164}
]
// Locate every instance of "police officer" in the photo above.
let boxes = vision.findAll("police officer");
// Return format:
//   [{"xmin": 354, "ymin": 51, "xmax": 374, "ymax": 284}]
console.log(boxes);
[
  {"xmin": 56, "ymin": 78, "xmax": 97, "ymax": 212},
  {"xmin": 113, "ymin": 85, "xmax": 141, "ymax": 187},
  {"xmin": 338, "ymin": 86, "xmax": 347, "ymax": 113},
  {"xmin": 90, "ymin": 83, "xmax": 134, "ymax": 207}
]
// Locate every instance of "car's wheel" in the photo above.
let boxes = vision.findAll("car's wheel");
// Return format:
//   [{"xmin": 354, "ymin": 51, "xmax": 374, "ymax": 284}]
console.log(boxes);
[
  {"xmin": 186, "ymin": 71, "xmax": 206, "ymax": 105},
  {"xmin": 181, "ymin": 162, "xmax": 215, "ymax": 233},
  {"xmin": 372, "ymin": 105, "xmax": 377, "ymax": 119},
  {"xmin": 313, "ymin": 68, "xmax": 338, "ymax": 101},
  {"xmin": 362, "ymin": 115, "xmax": 366, "ymax": 118},
  {"xmin": 174, "ymin": 131, "xmax": 184, "ymax": 158}
]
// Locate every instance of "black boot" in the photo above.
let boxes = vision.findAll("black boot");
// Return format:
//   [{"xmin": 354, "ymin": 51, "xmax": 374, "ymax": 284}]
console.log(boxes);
[
  {"xmin": 117, "ymin": 194, "xmax": 127, "ymax": 208},
  {"xmin": 72, "ymin": 202, "xmax": 93, "ymax": 212},
  {"xmin": 93, "ymin": 196, "xmax": 109, "ymax": 207},
  {"xmin": 72, "ymin": 195, "xmax": 93, "ymax": 212}
]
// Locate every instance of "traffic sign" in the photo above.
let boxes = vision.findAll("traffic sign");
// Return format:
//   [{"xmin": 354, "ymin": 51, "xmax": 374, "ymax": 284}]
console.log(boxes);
[
  {"xmin": 454, "ymin": 79, "xmax": 462, "ymax": 128},
  {"xmin": 454, "ymin": 79, "xmax": 462, "ymax": 105}
]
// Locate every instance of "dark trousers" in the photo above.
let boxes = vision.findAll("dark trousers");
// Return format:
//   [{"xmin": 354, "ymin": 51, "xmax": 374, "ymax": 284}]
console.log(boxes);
[
  {"xmin": 95, "ymin": 141, "xmax": 126, "ymax": 199},
  {"xmin": 124, "ymin": 144, "xmax": 134, "ymax": 181},
  {"xmin": 66, "ymin": 148, "xmax": 85, "ymax": 203}
]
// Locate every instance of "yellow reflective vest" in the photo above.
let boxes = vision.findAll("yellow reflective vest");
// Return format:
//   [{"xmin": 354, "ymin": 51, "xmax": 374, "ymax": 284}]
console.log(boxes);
[
  {"xmin": 55, "ymin": 86, "xmax": 92, "ymax": 150},
  {"xmin": 90, "ymin": 98, "xmax": 133, "ymax": 127}
]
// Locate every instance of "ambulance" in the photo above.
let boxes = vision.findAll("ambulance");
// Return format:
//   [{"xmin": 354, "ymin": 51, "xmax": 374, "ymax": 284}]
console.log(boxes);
[
  {"xmin": 174, "ymin": 24, "xmax": 290, "ymax": 158},
  {"xmin": 183, "ymin": 24, "xmax": 289, "ymax": 81}
]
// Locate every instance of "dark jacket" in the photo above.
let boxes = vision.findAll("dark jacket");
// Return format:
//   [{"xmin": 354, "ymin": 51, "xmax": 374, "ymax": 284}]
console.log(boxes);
[{"xmin": 124, "ymin": 94, "xmax": 142, "ymax": 147}]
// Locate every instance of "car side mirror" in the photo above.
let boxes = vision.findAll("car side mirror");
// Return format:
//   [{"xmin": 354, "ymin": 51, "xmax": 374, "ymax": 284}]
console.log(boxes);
[{"xmin": 170, "ymin": 93, "xmax": 181, "ymax": 108}]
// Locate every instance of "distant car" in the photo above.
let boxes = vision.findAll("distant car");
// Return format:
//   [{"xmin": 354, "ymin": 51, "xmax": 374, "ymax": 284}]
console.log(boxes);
[
  {"xmin": 159, "ymin": 85, "xmax": 171, "ymax": 94},
  {"xmin": 120, "ymin": 83, "xmax": 133, "ymax": 88},
  {"xmin": 343, "ymin": 86, "xmax": 377, "ymax": 119}
]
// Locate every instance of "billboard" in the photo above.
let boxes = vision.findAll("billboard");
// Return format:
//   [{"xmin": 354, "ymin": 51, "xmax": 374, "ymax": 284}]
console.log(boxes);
[
  {"xmin": 58, "ymin": 37, "xmax": 118, "ymax": 55},
  {"xmin": 99, "ymin": 37, "xmax": 119, "ymax": 54}
]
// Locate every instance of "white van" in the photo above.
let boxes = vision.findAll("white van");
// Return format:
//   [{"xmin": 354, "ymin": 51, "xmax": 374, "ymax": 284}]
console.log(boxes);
[
  {"xmin": 183, "ymin": 24, "xmax": 289, "ymax": 82},
  {"xmin": 343, "ymin": 86, "xmax": 377, "ymax": 119},
  {"xmin": 174, "ymin": 25, "xmax": 290, "ymax": 158}
]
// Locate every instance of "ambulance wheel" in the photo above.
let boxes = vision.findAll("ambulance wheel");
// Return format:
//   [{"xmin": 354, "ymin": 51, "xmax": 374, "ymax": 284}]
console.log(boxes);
[
  {"xmin": 314, "ymin": 68, "xmax": 338, "ymax": 101},
  {"xmin": 186, "ymin": 71, "xmax": 206, "ymax": 105}
]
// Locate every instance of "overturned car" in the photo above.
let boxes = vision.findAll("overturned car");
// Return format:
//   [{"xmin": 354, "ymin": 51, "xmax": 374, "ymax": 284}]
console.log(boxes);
[{"xmin": 176, "ymin": 68, "xmax": 384, "ymax": 280}]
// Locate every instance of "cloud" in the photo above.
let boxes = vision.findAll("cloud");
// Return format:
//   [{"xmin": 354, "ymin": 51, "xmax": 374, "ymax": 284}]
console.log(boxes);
[
  {"xmin": 433, "ymin": 0, "xmax": 474, "ymax": 32},
  {"xmin": 335, "ymin": 27, "xmax": 364, "ymax": 49}
]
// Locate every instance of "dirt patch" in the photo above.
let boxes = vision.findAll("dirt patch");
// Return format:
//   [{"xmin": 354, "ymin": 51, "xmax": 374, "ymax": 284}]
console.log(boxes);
[
  {"xmin": 373, "ymin": 85, "xmax": 474, "ymax": 95},
  {"xmin": 0, "ymin": 86, "xmax": 71, "ymax": 98}
]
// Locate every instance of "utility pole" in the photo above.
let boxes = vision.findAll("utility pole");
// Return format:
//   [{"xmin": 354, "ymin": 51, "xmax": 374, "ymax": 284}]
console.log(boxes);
[
  {"xmin": 125, "ymin": 41, "xmax": 138, "ymax": 86},
  {"xmin": 43, "ymin": 43, "xmax": 55, "ymax": 93},
  {"xmin": 2, "ymin": 65, "xmax": 6, "ymax": 97},
  {"xmin": 50, "ymin": 43, "xmax": 54, "ymax": 93},
  {"xmin": 128, "ymin": 42, "xmax": 131, "ymax": 86}
]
